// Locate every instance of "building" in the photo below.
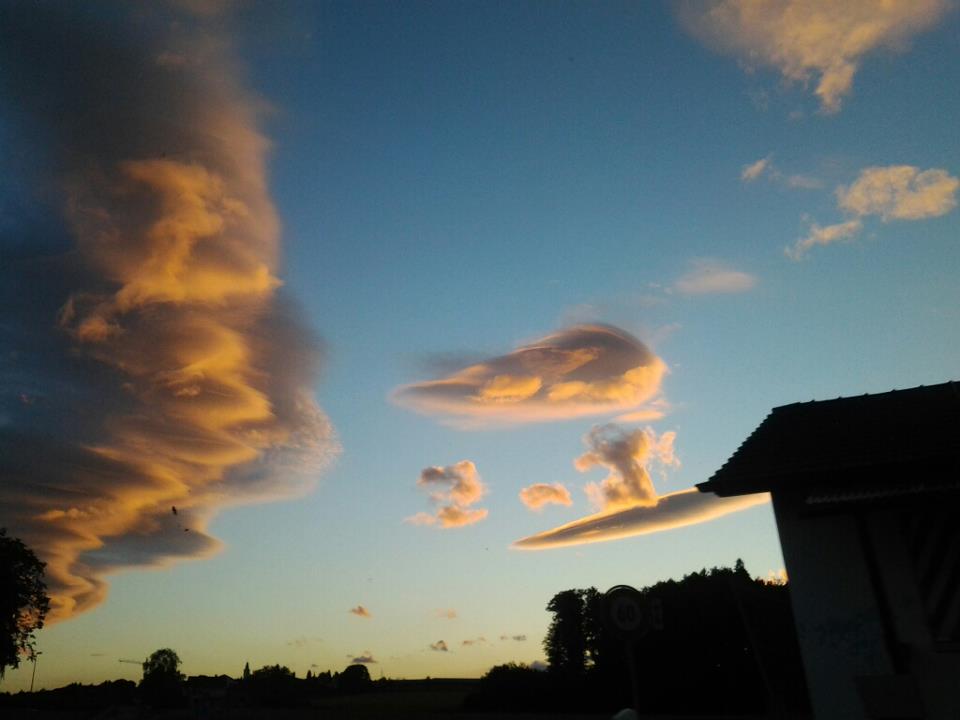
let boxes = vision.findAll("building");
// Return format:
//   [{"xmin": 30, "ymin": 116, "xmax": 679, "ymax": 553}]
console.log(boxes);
[{"xmin": 697, "ymin": 382, "xmax": 960, "ymax": 720}]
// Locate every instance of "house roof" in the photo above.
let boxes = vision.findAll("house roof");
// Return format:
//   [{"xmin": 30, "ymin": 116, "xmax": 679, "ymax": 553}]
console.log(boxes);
[{"xmin": 697, "ymin": 382, "xmax": 960, "ymax": 498}]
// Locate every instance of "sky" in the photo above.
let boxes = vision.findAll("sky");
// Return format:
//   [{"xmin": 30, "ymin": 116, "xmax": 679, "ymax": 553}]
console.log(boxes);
[{"xmin": 2, "ymin": 0, "xmax": 959, "ymax": 691}]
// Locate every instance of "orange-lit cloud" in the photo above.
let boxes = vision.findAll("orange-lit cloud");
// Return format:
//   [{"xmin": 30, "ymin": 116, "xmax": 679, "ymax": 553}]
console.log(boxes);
[
  {"xmin": 429, "ymin": 640, "xmax": 449, "ymax": 652},
  {"xmin": 679, "ymin": 0, "xmax": 949, "ymax": 113},
  {"xmin": 0, "ymin": 5, "xmax": 336, "ymax": 621},
  {"xmin": 577, "ymin": 425, "xmax": 678, "ymax": 512},
  {"xmin": 519, "ymin": 483, "xmax": 573, "ymax": 511},
  {"xmin": 788, "ymin": 165, "xmax": 958, "ymax": 258},
  {"xmin": 435, "ymin": 609, "xmax": 457, "ymax": 620},
  {"xmin": 512, "ymin": 423, "xmax": 767, "ymax": 550},
  {"xmin": 406, "ymin": 461, "xmax": 489, "ymax": 528},
  {"xmin": 393, "ymin": 325, "xmax": 667, "ymax": 427},
  {"xmin": 513, "ymin": 489, "xmax": 770, "ymax": 550},
  {"xmin": 349, "ymin": 606, "xmax": 372, "ymax": 619},
  {"xmin": 837, "ymin": 166, "xmax": 959, "ymax": 221},
  {"xmin": 673, "ymin": 259, "xmax": 757, "ymax": 296}
]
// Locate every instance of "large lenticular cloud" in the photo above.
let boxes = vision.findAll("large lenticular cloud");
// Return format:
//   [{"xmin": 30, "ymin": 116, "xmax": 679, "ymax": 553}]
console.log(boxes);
[
  {"xmin": 513, "ymin": 489, "xmax": 769, "ymax": 550},
  {"xmin": 0, "ymin": 3, "xmax": 336, "ymax": 620},
  {"xmin": 513, "ymin": 424, "xmax": 767, "ymax": 550},
  {"xmin": 392, "ymin": 325, "xmax": 667, "ymax": 427}
]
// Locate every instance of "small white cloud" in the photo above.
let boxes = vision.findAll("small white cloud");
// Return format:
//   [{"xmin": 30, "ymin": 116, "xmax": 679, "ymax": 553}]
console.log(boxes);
[
  {"xmin": 674, "ymin": 259, "xmax": 757, "ymax": 296},
  {"xmin": 837, "ymin": 166, "xmax": 959, "ymax": 221},
  {"xmin": 741, "ymin": 155, "xmax": 772, "ymax": 182}
]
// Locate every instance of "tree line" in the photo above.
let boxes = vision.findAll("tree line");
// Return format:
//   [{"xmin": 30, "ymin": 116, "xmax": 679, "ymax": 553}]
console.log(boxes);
[
  {"xmin": 1, "ymin": 648, "xmax": 377, "ymax": 711},
  {"xmin": 470, "ymin": 560, "xmax": 810, "ymax": 715}
]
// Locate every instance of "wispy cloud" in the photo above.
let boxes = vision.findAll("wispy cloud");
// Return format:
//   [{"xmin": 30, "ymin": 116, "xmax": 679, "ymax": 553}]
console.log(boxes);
[
  {"xmin": 788, "ymin": 165, "xmax": 958, "ymax": 258},
  {"xmin": 349, "ymin": 606, "xmax": 372, "ymax": 619},
  {"xmin": 673, "ymin": 259, "xmax": 757, "ymax": 296},
  {"xmin": 392, "ymin": 325, "xmax": 667, "ymax": 427},
  {"xmin": 350, "ymin": 652, "xmax": 377, "ymax": 664},
  {"xmin": 741, "ymin": 155, "xmax": 772, "ymax": 182},
  {"xmin": 407, "ymin": 461, "xmax": 489, "ymax": 528},
  {"xmin": 740, "ymin": 154, "xmax": 823, "ymax": 190},
  {"xmin": 512, "ymin": 635, "xmax": 527, "ymax": 642},
  {"xmin": 679, "ymin": 0, "xmax": 950, "ymax": 113},
  {"xmin": 429, "ymin": 640, "xmax": 449, "ymax": 652},
  {"xmin": 435, "ymin": 608, "xmax": 457, "ymax": 620},
  {"xmin": 514, "ymin": 488, "xmax": 770, "ymax": 550},
  {"xmin": 519, "ymin": 483, "xmax": 573, "ymax": 512},
  {"xmin": 788, "ymin": 219, "xmax": 863, "ymax": 260},
  {"xmin": 461, "ymin": 637, "xmax": 487, "ymax": 647},
  {"xmin": 0, "ymin": 3, "xmax": 337, "ymax": 621}
]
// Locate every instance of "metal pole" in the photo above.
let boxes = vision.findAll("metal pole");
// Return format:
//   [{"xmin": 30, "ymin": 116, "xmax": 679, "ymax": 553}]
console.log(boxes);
[
  {"xmin": 625, "ymin": 641, "xmax": 640, "ymax": 713},
  {"xmin": 29, "ymin": 651, "xmax": 41, "ymax": 693}
]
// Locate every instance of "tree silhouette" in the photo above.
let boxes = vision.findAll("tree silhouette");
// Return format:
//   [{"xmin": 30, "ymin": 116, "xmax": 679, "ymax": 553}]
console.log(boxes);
[
  {"xmin": 139, "ymin": 648, "xmax": 184, "ymax": 707},
  {"xmin": 543, "ymin": 589, "xmax": 587, "ymax": 678},
  {"xmin": 0, "ymin": 528, "xmax": 50, "ymax": 678},
  {"xmin": 338, "ymin": 663, "xmax": 372, "ymax": 693}
]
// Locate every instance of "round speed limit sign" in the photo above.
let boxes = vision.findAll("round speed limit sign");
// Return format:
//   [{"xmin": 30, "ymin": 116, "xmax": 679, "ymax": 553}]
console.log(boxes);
[{"xmin": 603, "ymin": 585, "xmax": 654, "ymax": 640}]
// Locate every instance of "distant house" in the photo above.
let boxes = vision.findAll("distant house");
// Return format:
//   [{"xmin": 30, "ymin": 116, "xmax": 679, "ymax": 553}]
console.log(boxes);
[{"xmin": 697, "ymin": 382, "xmax": 960, "ymax": 720}]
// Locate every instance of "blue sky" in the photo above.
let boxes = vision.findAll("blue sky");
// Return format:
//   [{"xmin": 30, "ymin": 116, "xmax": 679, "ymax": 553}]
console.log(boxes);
[{"xmin": 2, "ymin": 0, "xmax": 959, "ymax": 690}]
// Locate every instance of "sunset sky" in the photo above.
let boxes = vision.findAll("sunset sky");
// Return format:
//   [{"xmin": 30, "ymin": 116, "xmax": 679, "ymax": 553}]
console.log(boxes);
[{"xmin": 2, "ymin": 0, "xmax": 959, "ymax": 691}]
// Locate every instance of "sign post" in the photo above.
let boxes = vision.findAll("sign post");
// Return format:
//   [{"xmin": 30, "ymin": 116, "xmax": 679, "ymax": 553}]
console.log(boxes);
[{"xmin": 602, "ymin": 585, "xmax": 663, "ymax": 715}]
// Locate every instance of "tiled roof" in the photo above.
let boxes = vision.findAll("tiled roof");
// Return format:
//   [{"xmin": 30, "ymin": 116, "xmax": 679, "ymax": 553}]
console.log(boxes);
[{"xmin": 697, "ymin": 382, "xmax": 960, "ymax": 497}]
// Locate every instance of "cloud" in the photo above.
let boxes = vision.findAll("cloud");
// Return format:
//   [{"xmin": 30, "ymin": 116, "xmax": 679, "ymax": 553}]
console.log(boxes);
[
  {"xmin": 435, "ymin": 608, "xmax": 457, "ymax": 620},
  {"xmin": 513, "ymin": 488, "xmax": 770, "ymax": 550},
  {"xmin": 837, "ymin": 166, "xmax": 959, "ymax": 221},
  {"xmin": 406, "ymin": 461, "xmax": 489, "ymax": 528},
  {"xmin": 673, "ymin": 259, "xmax": 757, "ymax": 296},
  {"xmin": 350, "ymin": 652, "xmax": 377, "ymax": 664},
  {"xmin": 393, "ymin": 325, "xmax": 668, "ymax": 427},
  {"xmin": 788, "ymin": 165, "xmax": 958, "ymax": 258},
  {"xmin": 512, "ymin": 635, "xmax": 527, "ymax": 642},
  {"xmin": 576, "ymin": 425, "xmax": 679, "ymax": 512},
  {"xmin": 512, "ymin": 424, "xmax": 767, "ymax": 550},
  {"xmin": 739, "ymin": 154, "xmax": 823, "ymax": 190},
  {"xmin": 741, "ymin": 155, "xmax": 772, "ymax": 182},
  {"xmin": 429, "ymin": 640, "xmax": 449, "ymax": 652},
  {"xmin": 461, "ymin": 637, "xmax": 487, "ymax": 647},
  {"xmin": 349, "ymin": 606, "xmax": 372, "ymax": 618},
  {"xmin": 519, "ymin": 483, "xmax": 573, "ymax": 511},
  {"xmin": 788, "ymin": 219, "xmax": 864, "ymax": 259},
  {"xmin": 0, "ymin": 4, "xmax": 337, "ymax": 621},
  {"xmin": 679, "ymin": 0, "xmax": 950, "ymax": 113}
]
